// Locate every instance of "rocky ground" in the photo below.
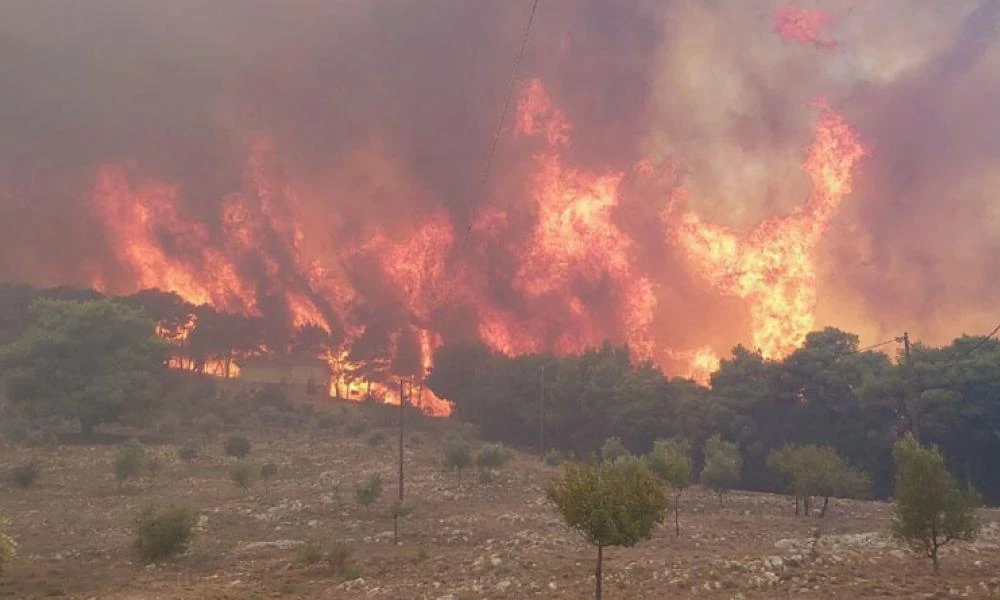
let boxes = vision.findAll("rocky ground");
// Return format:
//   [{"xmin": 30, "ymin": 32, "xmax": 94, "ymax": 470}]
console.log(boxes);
[{"xmin": 1, "ymin": 405, "xmax": 998, "ymax": 599}]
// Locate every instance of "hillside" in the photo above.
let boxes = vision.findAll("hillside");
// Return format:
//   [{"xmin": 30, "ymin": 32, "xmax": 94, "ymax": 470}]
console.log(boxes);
[{"xmin": 1, "ymin": 405, "xmax": 998, "ymax": 599}]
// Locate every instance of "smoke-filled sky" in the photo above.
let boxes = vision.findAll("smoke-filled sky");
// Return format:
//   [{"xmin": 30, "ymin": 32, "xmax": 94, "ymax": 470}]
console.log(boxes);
[{"xmin": 1, "ymin": 0, "xmax": 998, "ymax": 377}]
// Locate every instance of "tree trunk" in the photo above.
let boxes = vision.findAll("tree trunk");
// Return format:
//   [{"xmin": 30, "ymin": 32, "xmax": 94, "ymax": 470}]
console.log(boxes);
[
  {"xmin": 674, "ymin": 492, "xmax": 681, "ymax": 537},
  {"xmin": 718, "ymin": 492, "xmax": 724, "ymax": 508},
  {"xmin": 80, "ymin": 418, "xmax": 95, "ymax": 437},
  {"xmin": 595, "ymin": 544, "xmax": 603, "ymax": 600},
  {"xmin": 795, "ymin": 494, "xmax": 800, "ymax": 516},
  {"xmin": 819, "ymin": 496, "xmax": 829, "ymax": 518},
  {"xmin": 804, "ymin": 496, "xmax": 811, "ymax": 516},
  {"xmin": 393, "ymin": 515, "xmax": 398, "ymax": 544}
]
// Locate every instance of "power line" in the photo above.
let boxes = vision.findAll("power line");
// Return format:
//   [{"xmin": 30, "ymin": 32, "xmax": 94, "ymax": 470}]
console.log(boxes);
[
  {"xmin": 954, "ymin": 321, "xmax": 1000, "ymax": 360},
  {"xmin": 459, "ymin": 0, "xmax": 541, "ymax": 253}
]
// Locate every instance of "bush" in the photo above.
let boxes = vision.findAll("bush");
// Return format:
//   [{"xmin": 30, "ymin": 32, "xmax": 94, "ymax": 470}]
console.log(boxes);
[
  {"xmin": 261, "ymin": 462, "xmax": 278, "ymax": 489},
  {"xmin": 134, "ymin": 504, "xmax": 198, "ymax": 562},
  {"xmin": 356, "ymin": 472, "xmax": 383, "ymax": 507},
  {"xmin": 366, "ymin": 430, "xmax": 388, "ymax": 447},
  {"xmin": 231, "ymin": 463, "xmax": 254, "ymax": 490},
  {"xmin": 476, "ymin": 443, "xmax": 511, "ymax": 469},
  {"xmin": 9, "ymin": 460, "xmax": 40, "ymax": 488},
  {"xmin": 544, "ymin": 449, "xmax": 566, "ymax": 466},
  {"xmin": 114, "ymin": 439, "xmax": 146, "ymax": 486},
  {"xmin": 179, "ymin": 444, "xmax": 200, "ymax": 462},
  {"xmin": 145, "ymin": 456, "xmax": 163, "ymax": 478},
  {"xmin": 600, "ymin": 436, "xmax": 630, "ymax": 462},
  {"xmin": 296, "ymin": 538, "xmax": 327, "ymax": 566},
  {"xmin": 443, "ymin": 438, "xmax": 472, "ymax": 476},
  {"xmin": 224, "ymin": 434, "xmax": 251, "ymax": 458},
  {"xmin": 0, "ymin": 514, "xmax": 17, "ymax": 574},
  {"xmin": 296, "ymin": 539, "xmax": 353, "ymax": 576}
]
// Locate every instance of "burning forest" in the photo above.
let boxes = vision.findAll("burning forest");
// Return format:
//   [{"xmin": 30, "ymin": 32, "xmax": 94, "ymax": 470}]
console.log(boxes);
[{"xmin": 2, "ymin": 1, "xmax": 1000, "ymax": 414}]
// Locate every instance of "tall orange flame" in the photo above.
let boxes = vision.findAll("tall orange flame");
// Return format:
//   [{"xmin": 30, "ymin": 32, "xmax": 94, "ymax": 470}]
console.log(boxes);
[{"xmin": 670, "ymin": 106, "xmax": 868, "ymax": 359}]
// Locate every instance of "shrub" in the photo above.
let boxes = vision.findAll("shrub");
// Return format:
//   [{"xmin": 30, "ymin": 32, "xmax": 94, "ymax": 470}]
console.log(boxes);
[
  {"xmin": 224, "ymin": 434, "xmax": 251, "ymax": 458},
  {"xmin": 261, "ymin": 462, "xmax": 278, "ymax": 489},
  {"xmin": 476, "ymin": 443, "xmax": 511, "ymax": 470},
  {"xmin": 114, "ymin": 439, "xmax": 146, "ymax": 486},
  {"xmin": 296, "ymin": 539, "xmax": 353, "ymax": 576},
  {"xmin": 134, "ymin": 504, "xmax": 198, "ymax": 562},
  {"xmin": 145, "ymin": 456, "xmax": 163, "ymax": 478},
  {"xmin": 366, "ymin": 430, "xmax": 388, "ymax": 447},
  {"xmin": 544, "ymin": 449, "xmax": 566, "ymax": 466},
  {"xmin": 356, "ymin": 472, "xmax": 383, "ymax": 507},
  {"xmin": 600, "ymin": 436, "xmax": 630, "ymax": 462},
  {"xmin": 343, "ymin": 564, "xmax": 363, "ymax": 581},
  {"xmin": 179, "ymin": 444, "xmax": 200, "ymax": 462},
  {"xmin": 296, "ymin": 538, "xmax": 327, "ymax": 566},
  {"xmin": 0, "ymin": 514, "xmax": 17, "ymax": 574},
  {"xmin": 443, "ymin": 438, "xmax": 472, "ymax": 476},
  {"xmin": 231, "ymin": 463, "xmax": 254, "ymax": 490},
  {"xmin": 9, "ymin": 460, "xmax": 41, "ymax": 488}
]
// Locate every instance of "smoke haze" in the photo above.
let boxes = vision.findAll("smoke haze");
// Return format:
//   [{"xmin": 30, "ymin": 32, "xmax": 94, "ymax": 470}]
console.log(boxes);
[{"xmin": 1, "ymin": 0, "xmax": 998, "ymax": 379}]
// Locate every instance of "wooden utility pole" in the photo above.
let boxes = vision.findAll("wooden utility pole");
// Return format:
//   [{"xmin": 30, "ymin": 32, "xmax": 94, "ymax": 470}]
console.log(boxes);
[
  {"xmin": 538, "ymin": 364, "xmax": 545, "ymax": 458},
  {"xmin": 398, "ymin": 378, "xmax": 405, "ymax": 502}
]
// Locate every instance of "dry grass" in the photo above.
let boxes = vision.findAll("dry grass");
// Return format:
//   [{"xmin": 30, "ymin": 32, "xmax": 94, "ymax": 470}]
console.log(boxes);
[{"xmin": 0, "ymin": 403, "xmax": 998, "ymax": 599}]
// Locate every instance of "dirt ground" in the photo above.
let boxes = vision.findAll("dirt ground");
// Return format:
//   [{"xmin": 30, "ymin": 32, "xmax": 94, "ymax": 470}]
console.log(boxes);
[{"xmin": 1, "ymin": 407, "xmax": 998, "ymax": 600}]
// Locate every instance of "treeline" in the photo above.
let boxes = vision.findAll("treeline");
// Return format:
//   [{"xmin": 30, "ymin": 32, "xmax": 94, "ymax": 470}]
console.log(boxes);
[
  {"xmin": 0, "ymin": 284, "xmax": 422, "ymax": 388},
  {"xmin": 427, "ymin": 328, "xmax": 1000, "ymax": 503}
]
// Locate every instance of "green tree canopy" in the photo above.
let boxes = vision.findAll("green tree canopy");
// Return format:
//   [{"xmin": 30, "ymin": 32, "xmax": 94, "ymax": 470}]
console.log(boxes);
[
  {"xmin": 648, "ymin": 438, "xmax": 693, "ymax": 536},
  {"xmin": 891, "ymin": 433, "xmax": 980, "ymax": 573},
  {"xmin": 767, "ymin": 443, "xmax": 871, "ymax": 517},
  {"xmin": 0, "ymin": 298, "xmax": 169, "ymax": 434},
  {"xmin": 701, "ymin": 434, "xmax": 742, "ymax": 506},
  {"xmin": 547, "ymin": 458, "xmax": 667, "ymax": 600}
]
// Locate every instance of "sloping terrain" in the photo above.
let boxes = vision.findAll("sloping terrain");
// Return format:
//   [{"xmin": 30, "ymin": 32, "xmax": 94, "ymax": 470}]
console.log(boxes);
[{"xmin": 1, "ymin": 408, "xmax": 998, "ymax": 599}]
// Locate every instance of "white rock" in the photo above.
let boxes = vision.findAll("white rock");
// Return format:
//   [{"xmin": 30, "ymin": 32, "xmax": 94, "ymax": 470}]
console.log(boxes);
[{"xmin": 496, "ymin": 580, "xmax": 512, "ymax": 591}]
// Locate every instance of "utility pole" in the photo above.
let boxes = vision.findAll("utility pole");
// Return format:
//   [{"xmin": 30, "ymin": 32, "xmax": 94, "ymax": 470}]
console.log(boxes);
[
  {"xmin": 398, "ymin": 378, "xmax": 405, "ymax": 502},
  {"xmin": 896, "ymin": 331, "xmax": 919, "ymax": 442},
  {"xmin": 538, "ymin": 363, "xmax": 545, "ymax": 459}
]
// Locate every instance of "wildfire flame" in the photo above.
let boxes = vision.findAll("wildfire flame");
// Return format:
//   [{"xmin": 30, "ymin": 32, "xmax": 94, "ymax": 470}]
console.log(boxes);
[
  {"xmin": 78, "ymin": 66, "xmax": 867, "ymax": 409},
  {"xmin": 669, "ymin": 105, "xmax": 868, "ymax": 359}
]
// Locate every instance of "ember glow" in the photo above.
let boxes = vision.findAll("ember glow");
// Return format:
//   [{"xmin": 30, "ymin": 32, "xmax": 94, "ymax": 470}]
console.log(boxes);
[{"xmin": 774, "ymin": 5, "xmax": 837, "ymax": 48}]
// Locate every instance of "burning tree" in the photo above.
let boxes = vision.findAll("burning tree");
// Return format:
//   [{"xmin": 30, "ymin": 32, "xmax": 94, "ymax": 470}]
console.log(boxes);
[{"xmin": 0, "ymin": 298, "xmax": 169, "ymax": 435}]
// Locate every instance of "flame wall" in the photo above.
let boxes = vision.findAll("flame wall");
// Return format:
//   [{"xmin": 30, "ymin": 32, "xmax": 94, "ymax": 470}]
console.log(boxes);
[{"xmin": 2, "ymin": 0, "xmax": 999, "ymax": 391}]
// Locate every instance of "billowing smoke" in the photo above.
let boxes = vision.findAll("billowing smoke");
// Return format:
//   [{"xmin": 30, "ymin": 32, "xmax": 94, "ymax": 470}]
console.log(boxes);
[{"xmin": 1, "ymin": 0, "xmax": 997, "ymax": 391}]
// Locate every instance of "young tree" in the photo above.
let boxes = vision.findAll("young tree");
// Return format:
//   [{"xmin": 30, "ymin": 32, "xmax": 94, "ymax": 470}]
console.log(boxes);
[
  {"xmin": 768, "ymin": 444, "xmax": 871, "ymax": 517},
  {"xmin": 0, "ymin": 299, "xmax": 169, "ymax": 435},
  {"xmin": 547, "ymin": 458, "xmax": 668, "ymax": 600},
  {"xmin": 647, "ymin": 438, "xmax": 693, "ymax": 536},
  {"xmin": 891, "ymin": 433, "xmax": 980, "ymax": 573},
  {"xmin": 700, "ymin": 434, "xmax": 742, "ymax": 507},
  {"xmin": 600, "ymin": 436, "xmax": 629, "ymax": 462},
  {"xmin": 0, "ymin": 513, "xmax": 16, "ymax": 575}
]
